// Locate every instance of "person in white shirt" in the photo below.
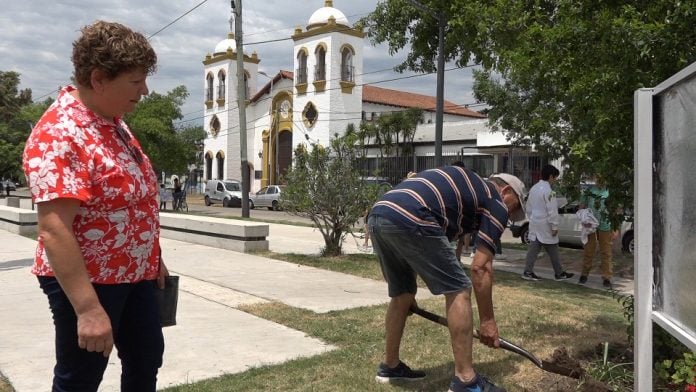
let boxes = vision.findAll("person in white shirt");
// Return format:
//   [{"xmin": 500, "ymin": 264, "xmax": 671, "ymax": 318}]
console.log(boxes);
[{"xmin": 522, "ymin": 164, "xmax": 574, "ymax": 281}]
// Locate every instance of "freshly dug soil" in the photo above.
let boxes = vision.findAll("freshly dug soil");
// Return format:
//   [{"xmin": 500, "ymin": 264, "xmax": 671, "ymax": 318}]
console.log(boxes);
[
  {"xmin": 547, "ymin": 346, "xmax": 584, "ymax": 377},
  {"xmin": 538, "ymin": 346, "xmax": 617, "ymax": 391}
]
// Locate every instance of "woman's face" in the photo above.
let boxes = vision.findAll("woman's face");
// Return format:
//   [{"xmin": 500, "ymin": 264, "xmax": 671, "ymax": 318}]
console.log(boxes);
[{"xmin": 100, "ymin": 69, "xmax": 149, "ymax": 117}]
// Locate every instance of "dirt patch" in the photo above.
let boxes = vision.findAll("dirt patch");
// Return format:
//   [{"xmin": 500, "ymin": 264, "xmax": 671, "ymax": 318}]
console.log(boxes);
[
  {"xmin": 546, "ymin": 346, "xmax": 585, "ymax": 378},
  {"xmin": 538, "ymin": 345, "xmax": 624, "ymax": 391}
]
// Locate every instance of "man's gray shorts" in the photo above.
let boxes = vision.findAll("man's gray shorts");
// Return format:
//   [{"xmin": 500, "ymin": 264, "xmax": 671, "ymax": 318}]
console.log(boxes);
[{"xmin": 368, "ymin": 215, "xmax": 472, "ymax": 297}]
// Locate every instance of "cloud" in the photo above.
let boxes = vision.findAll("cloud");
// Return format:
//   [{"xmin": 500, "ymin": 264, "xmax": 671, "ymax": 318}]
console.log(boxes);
[{"xmin": 3, "ymin": 0, "xmax": 478, "ymax": 124}]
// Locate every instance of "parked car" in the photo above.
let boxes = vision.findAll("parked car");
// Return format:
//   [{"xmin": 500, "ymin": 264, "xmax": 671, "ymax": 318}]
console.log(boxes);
[
  {"xmin": 250, "ymin": 185, "xmax": 285, "ymax": 210},
  {"xmin": 509, "ymin": 200, "xmax": 634, "ymax": 254},
  {"xmin": 204, "ymin": 179, "xmax": 242, "ymax": 207}
]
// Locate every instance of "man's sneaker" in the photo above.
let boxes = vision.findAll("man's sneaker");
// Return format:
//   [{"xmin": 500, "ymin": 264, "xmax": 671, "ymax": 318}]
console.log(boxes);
[
  {"xmin": 555, "ymin": 271, "xmax": 574, "ymax": 281},
  {"xmin": 375, "ymin": 361, "xmax": 425, "ymax": 383},
  {"xmin": 448, "ymin": 374, "xmax": 506, "ymax": 392},
  {"xmin": 521, "ymin": 271, "xmax": 541, "ymax": 281},
  {"xmin": 578, "ymin": 275, "xmax": 588, "ymax": 285},
  {"xmin": 603, "ymin": 279, "xmax": 613, "ymax": 289},
  {"xmin": 494, "ymin": 253, "xmax": 507, "ymax": 261}
]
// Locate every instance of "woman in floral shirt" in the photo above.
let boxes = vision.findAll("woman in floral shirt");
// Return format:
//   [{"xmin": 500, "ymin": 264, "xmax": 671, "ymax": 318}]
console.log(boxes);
[{"xmin": 23, "ymin": 21, "xmax": 168, "ymax": 391}]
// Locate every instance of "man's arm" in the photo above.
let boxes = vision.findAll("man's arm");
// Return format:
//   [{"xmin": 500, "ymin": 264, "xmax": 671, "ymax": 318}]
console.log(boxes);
[
  {"xmin": 470, "ymin": 246, "xmax": 499, "ymax": 348},
  {"xmin": 37, "ymin": 199, "xmax": 113, "ymax": 357},
  {"xmin": 545, "ymin": 189, "xmax": 560, "ymax": 236}
]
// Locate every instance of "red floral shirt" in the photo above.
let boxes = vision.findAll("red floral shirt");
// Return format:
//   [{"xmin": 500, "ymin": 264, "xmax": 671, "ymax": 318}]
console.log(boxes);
[{"xmin": 23, "ymin": 86, "xmax": 161, "ymax": 284}]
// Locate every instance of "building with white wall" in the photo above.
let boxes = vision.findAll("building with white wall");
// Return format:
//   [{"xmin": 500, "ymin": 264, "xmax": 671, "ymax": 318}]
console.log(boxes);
[{"xmin": 201, "ymin": 1, "xmax": 541, "ymax": 190}]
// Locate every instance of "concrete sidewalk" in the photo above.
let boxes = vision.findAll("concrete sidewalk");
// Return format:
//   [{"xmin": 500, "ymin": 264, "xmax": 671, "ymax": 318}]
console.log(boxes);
[{"xmin": 0, "ymin": 229, "xmax": 432, "ymax": 391}]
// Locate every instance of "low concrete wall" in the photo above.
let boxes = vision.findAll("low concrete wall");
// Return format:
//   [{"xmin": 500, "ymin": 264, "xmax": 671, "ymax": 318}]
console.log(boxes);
[
  {"xmin": 159, "ymin": 213, "xmax": 268, "ymax": 253},
  {"xmin": 0, "ymin": 205, "xmax": 38, "ymax": 236},
  {"xmin": 0, "ymin": 206, "xmax": 269, "ymax": 253}
]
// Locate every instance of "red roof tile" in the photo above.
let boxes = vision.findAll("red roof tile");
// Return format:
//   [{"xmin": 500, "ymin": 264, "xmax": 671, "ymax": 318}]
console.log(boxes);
[{"xmin": 362, "ymin": 85, "xmax": 485, "ymax": 118}]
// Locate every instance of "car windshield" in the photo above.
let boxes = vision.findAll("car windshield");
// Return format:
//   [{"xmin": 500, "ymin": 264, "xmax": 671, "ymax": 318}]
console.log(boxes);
[{"xmin": 224, "ymin": 181, "xmax": 240, "ymax": 191}]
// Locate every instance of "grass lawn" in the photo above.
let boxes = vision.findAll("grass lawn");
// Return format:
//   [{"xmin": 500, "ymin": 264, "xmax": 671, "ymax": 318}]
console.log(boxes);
[{"xmin": 161, "ymin": 251, "xmax": 631, "ymax": 392}]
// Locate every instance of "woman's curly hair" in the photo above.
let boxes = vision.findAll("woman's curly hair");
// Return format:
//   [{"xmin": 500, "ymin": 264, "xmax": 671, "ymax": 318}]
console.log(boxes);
[{"xmin": 72, "ymin": 20, "xmax": 157, "ymax": 88}]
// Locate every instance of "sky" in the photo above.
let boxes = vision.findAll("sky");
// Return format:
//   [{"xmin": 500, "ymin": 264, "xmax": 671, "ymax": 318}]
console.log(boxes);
[{"xmin": 0, "ymin": 0, "xmax": 479, "ymax": 127}]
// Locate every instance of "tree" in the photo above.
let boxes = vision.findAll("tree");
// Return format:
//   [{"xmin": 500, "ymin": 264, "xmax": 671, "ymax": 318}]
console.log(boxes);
[
  {"xmin": 360, "ymin": 0, "xmax": 696, "ymax": 224},
  {"xmin": 124, "ymin": 85, "xmax": 200, "ymax": 176},
  {"xmin": 0, "ymin": 71, "xmax": 45, "ymax": 181},
  {"xmin": 351, "ymin": 108, "xmax": 423, "ymax": 179},
  {"xmin": 281, "ymin": 133, "xmax": 383, "ymax": 256}
]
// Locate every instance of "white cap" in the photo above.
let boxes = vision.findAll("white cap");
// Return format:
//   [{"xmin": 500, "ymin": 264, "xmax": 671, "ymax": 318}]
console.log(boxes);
[{"xmin": 490, "ymin": 173, "xmax": 527, "ymax": 222}]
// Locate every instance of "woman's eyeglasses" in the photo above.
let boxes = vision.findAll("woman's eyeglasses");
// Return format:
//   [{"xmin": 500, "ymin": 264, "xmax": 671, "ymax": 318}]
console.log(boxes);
[{"xmin": 114, "ymin": 126, "xmax": 144, "ymax": 165}]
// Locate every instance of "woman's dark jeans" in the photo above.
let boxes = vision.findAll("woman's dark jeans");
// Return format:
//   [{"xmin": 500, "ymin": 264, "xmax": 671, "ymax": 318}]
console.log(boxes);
[{"xmin": 38, "ymin": 276, "xmax": 164, "ymax": 392}]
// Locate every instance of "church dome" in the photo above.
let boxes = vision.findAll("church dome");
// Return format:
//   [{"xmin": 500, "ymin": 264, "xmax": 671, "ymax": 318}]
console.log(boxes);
[
  {"xmin": 307, "ymin": 1, "xmax": 350, "ymax": 30},
  {"xmin": 214, "ymin": 33, "xmax": 236, "ymax": 55}
]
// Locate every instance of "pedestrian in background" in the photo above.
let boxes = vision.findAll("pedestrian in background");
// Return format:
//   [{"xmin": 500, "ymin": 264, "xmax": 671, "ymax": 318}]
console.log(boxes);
[
  {"xmin": 159, "ymin": 183, "xmax": 168, "ymax": 211},
  {"xmin": 172, "ymin": 177, "xmax": 182, "ymax": 211},
  {"xmin": 22, "ymin": 20, "xmax": 168, "ymax": 391},
  {"xmin": 578, "ymin": 178, "xmax": 617, "ymax": 288},
  {"xmin": 522, "ymin": 164, "xmax": 574, "ymax": 281}
]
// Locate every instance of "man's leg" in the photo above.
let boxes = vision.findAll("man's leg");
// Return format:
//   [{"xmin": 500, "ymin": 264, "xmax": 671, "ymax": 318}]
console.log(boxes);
[
  {"xmin": 581, "ymin": 232, "xmax": 598, "ymax": 276},
  {"xmin": 544, "ymin": 243, "xmax": 564, "ymax": 276},
  {"xmin": 445, "ymin": 289, "xmax": 476, "ymax": 383},
  {"xmin": 597, "ymin": 230, "xmax": 614, "ymax": 280},
  {"xmin": 384, "ymin": 292, "xmax": 416, "ymax": 367},
  {"xmin": 523, "ymin": 240, "xmax": 541, "ymax": 273}
]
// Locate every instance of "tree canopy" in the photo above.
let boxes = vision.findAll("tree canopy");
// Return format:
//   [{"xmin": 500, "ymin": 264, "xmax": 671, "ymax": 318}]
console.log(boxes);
[
  {"xmin": 124, "ymin": 85, "xmax": 205, "ymax": 176},
  {"xmin": 281, "ymin": 133, "xmax": 385, "ymax": 256},
  {"xmin": 0, "ymin": 72, "xmax": 205, "ymax": 184},
  {"xmin": 361, "ymin": 0, "xmax": 696, "ymax": 222},
  {"xmin": 0, "ymin": 71, "xmax": 45, "ymax": 182}
]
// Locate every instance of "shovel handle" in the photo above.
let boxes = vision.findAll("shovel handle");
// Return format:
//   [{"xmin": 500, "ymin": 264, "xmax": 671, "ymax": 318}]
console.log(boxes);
[{"xmin": 410, "ymin": 305, "xmax": 543, "ymax": 368}]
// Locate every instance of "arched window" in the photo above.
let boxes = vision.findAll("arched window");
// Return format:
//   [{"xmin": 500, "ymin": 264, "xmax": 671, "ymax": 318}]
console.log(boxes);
[
  {"xmin": 206, "ymin": 73, "xmax": 214, "ymax": 101},
  {"xmin": 296, "ymin": 49, "xmax": 308, "ymax": 84},
  {"xmin": 216, "ymin": 151, "xmax": 225, "ymax": 180},
  {"xmin": 314, "ymin": 45, "xmax": 326, "ymax": 82},
  {"xmin": 205, "ymin": 152, "xmax": 213, "ymax": 180},
  {"xmin": 217, "ymin": 71, "xmax": 226, "ymax": 100},
  {"xmin": 341, "ymin": 46, "xmax": 354, "ymax": 82}
]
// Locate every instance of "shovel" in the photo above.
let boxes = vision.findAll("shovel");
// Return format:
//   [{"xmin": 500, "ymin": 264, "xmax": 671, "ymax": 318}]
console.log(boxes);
[{"xmin": 410, "ymin": 305, "xmax": 582, "ymax": 379}]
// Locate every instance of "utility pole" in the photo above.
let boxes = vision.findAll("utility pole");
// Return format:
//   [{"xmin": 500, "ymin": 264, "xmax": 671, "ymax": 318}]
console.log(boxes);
[
  {"xmin": 232, "ymin": 0, "xmax": 250, "ymax": 217},
  {"xmin": 406, "ymin": 0, "xmax": 445, "ymax": 167},
  {"xmin": 435, "ymin": 11, "xmax": 444, "ymax": 167}
]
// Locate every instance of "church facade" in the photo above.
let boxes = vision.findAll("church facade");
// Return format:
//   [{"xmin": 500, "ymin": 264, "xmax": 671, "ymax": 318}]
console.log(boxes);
[{"xmin": 201, "ymin": 1, "xmax": 542, "ymax": 190}]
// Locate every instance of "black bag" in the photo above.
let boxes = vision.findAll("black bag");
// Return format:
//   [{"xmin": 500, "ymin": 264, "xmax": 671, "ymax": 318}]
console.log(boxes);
[{"xmin": 156, "ymin": 276, "xmax": 179, "ymax": 327}]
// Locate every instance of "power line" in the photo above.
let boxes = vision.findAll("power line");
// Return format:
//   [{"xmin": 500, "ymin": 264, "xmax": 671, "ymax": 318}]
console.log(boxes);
[{"xmin": 148, "ymin": 0, "xmax": 210, "ymax": 39}]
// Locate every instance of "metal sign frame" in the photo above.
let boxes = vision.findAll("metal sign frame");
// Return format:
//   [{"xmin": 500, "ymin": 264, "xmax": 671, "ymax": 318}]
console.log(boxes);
[{"xmin": 634, "ymin": 60, "xmax": 696, "ymax": 391}]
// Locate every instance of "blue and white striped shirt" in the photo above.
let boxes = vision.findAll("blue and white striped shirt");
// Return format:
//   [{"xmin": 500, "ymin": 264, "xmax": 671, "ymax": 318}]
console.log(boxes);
[{"xmin": 370, "ymin": 166, "xmax": 510, "ymax": 254}]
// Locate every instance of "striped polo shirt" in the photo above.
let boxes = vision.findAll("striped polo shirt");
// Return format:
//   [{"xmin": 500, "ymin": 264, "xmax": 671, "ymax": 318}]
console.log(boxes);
[{"xmin": 370, "ymin": 166, "xmax": 510, "ymax": 254}]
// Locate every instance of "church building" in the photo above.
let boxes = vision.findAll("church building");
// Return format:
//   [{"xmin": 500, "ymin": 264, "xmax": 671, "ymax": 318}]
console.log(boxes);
[{"xmin": 201, "ymin": 1, "xmax": 540, "ymax": 190}]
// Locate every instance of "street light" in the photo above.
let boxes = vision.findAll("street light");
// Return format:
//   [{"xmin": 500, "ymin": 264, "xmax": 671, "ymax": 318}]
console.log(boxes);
[
  {"xmin": 405, "ymin": 0, "xmax": 445, "ymax": 167},
  {"xmin": 258, "ymin": 71, "xmax": 279, "ymax": 185}
]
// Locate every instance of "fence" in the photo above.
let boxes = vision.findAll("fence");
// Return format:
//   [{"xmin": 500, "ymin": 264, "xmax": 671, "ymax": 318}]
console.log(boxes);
[{"xmin": 355, "ymin": 148, "xmax": 546, "ymax": 188}]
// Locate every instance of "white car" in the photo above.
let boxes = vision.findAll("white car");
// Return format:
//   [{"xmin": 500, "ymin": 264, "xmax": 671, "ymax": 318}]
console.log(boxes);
[
  {"xmin": 204, "ymin": 179, "xmax": 243, "ymax": 207},
  {"xmin": 509, "ymin": 201, "xmax": 634, "ymax": 254},
  {"xmin": 250, "ymin": 185, "xmax": 284, "ymax": 210}
]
